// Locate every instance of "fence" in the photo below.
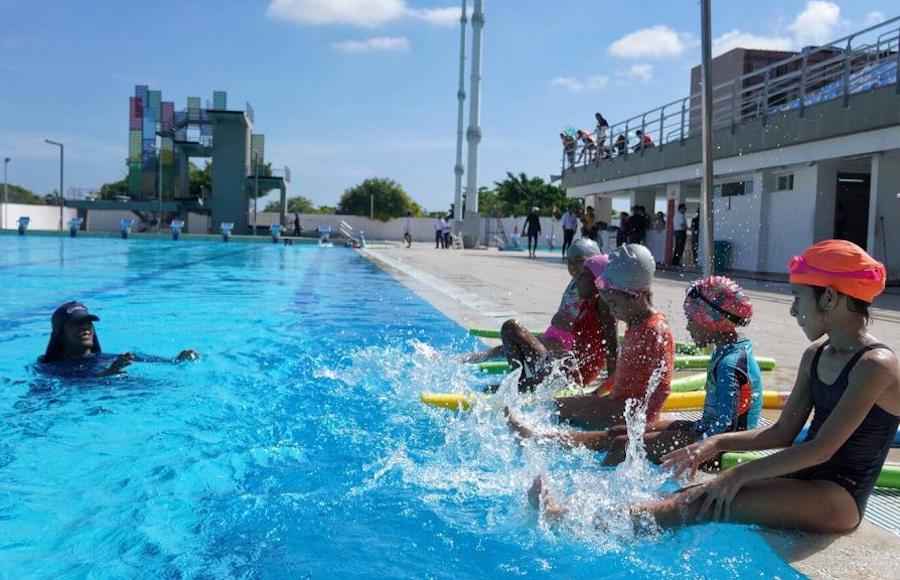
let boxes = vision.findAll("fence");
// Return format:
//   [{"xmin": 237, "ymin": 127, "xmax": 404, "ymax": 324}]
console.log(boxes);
[{"xmin": 561, "ymin": 16, "xmax": 900, "ymax": 172}]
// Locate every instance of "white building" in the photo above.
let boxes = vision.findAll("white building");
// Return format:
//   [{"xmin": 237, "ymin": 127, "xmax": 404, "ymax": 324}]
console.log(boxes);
[{"xmin": 562, "ymin": 17, "xmax": 900, "ymax": 282}]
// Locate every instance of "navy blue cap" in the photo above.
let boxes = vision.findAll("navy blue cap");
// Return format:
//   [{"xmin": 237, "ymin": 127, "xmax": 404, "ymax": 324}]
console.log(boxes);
[{"xmin": 51, "ymin": 301, "xmax": 99, "ymax": 329}]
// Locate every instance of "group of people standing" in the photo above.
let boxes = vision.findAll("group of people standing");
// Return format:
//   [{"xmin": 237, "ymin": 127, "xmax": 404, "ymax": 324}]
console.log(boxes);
[
  {"xmin": 561, "ymin": 112, "xmax": 656, "ymax": 168},
  {"xmin": 465, "ymin": 238, "xmax": 899, "ymax": 535}
]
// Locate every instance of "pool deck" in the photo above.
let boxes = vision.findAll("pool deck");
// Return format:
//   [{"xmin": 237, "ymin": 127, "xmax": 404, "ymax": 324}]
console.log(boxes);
[{"xmin": 361, "ymin": 242, "xmax": 900, "ymax": 580}]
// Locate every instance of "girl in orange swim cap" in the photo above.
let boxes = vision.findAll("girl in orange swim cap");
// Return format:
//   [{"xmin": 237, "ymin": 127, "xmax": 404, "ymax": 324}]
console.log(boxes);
[{"xmin": 630, "ymin": 240, "xmax": 899, "ymax": 534}]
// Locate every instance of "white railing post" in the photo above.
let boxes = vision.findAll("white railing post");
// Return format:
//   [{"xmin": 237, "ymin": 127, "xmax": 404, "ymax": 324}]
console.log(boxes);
[
  {"xmin": 799, "ymin": 52, "xmax": 808, "ymax": 117},
  {"xmin": 842, "ymin": 38, "xmax": 852, "ymax": 107}
]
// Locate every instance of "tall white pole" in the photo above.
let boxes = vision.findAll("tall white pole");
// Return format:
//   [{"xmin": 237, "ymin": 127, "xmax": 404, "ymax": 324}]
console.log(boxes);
[
  {"xmin": 452, "ymin": 0, "xmax": 468, "ymax": 224},
  {"xmin": 2, "ymin": 157, "xmax": 9, "ymax": 230},
  {"xmin": 45, "ymin": 140, "xmax": 64, "ymax": 232},
  {"xmin": 700, "ymin": 0, "xmax": 715, "ymax": 276},
  {"xmin": 464, "ymin": 0, "xmax": 484, "ymax": 215}
]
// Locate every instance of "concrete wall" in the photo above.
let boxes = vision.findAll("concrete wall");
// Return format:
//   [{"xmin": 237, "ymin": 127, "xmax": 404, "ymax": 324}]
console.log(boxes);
[
  {"xmin": 0, "ymin": 203, "xmax": 77, "ymax": 231},
  {"xmin": 870, "ymin": 151, "xmax": 900, "ymax": 281},
  {"xmin": 251, "ymin": 212, "xmax": 569, "ymax": 246},
  {"xmin": 86, "ymin": 209, "xmax": 142, "ymax": 232},
  {"xmin": 208, "ymin": 112, "xmax": 250, "ymax": 234},
  {"xmin": 713, "ymin": 173, "xmax": 764, "ymax": 271},
  {"xmin": 760, "ymin": 165, "xmax": 818, "ymax": 273}
]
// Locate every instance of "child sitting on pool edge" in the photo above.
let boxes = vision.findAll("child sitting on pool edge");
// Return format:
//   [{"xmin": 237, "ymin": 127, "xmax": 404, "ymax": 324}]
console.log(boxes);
[
  {"xmin": 462, "ymin": 239, "xmax": 617, "ymax": 391},
  {"xmin": 553, "ymin": 244, "xmax": 675, "ymax": 429},
  {"xmin": 506, "ymin": 275, "xmax": 763, "ymax": 467},
  {"xmin": 534, "ymin": 240, "xmax": 899, "ymax": 534}
]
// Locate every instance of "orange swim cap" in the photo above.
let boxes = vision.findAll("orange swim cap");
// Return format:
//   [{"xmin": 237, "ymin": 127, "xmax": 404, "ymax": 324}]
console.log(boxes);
[{"xmin": 788, "ymin": 240, "xmax": 886, "ymax": 303}]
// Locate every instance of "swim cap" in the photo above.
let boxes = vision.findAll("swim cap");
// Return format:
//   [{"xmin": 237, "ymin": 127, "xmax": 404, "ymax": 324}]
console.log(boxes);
[
  {"xmin": 584, "ymin": 254, "xmax": 611, "ymax": 289},
  {"xmin": 684, "ymin": 276, "xmax": 752, "ymax": 331},
  {"xmin": 788, "ymin": 240, "xmax": 886, "ymax": 303},
  {"xmin": 567, "ymin": 238, "xmax": 601, "ymax": 260},
  {"xmin": 602, "ymin": 244, "xmax": 655, "ymax": 293}
]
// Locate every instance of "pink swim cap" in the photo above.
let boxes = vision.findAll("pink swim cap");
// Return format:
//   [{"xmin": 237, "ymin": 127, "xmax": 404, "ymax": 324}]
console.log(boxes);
[
  {"xmin": 683, "ymin": 276, "xmax": 753, "ymax": 332},
  {"xmin": 584, "ymin": 254, "xmax": 610, "ymax": 289}
]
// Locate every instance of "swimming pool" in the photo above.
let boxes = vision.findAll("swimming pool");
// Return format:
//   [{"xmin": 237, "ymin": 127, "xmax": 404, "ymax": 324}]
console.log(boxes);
[{"xmin": 0, "ymin": 235, "xmax": 802, "ymax": 578}]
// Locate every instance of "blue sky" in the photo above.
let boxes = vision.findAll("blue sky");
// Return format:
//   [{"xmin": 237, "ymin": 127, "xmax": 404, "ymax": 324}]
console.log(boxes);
[{"xmin": 0, "ymin": 0, "xmax": 895, "ymax": 211}]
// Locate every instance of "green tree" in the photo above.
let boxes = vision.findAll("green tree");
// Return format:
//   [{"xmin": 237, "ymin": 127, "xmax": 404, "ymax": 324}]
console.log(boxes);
[
  {"xmin": 189, "ymin": 162, "xmax": 212, "ymax": 198},
  {"xmin": 1, "ymin": 183, "xmax": 45, "ymax": 205},
  {"xmin": 487, "ymin": 172, "xmax": 568, "ymax": 217},
  {"xmin": 336, "ymin": 177, "xmax": 422, "ymax": 221},
  {"xmin": 264, "ymin": 195, "xmax": 318, "ymax": 214},
  {"xmin": 98, "ymin": 178, "xmax": 128, "ymax": 200},
  {"xmin": 248, "ymin": 161, "xmax": 274, "ymax": 199}
]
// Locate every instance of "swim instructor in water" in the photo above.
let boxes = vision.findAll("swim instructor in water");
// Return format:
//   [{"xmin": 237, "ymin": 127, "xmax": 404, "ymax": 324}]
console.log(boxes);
[{"xmin": 38, "ymin": 301, "xmax": 199, "ymax": 376}]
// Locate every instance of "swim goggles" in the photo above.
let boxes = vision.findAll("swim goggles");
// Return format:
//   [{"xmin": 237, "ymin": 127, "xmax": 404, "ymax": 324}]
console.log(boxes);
[{"xmin": 685, "ymin": 283, "xmax": 750, "ymax": 326}]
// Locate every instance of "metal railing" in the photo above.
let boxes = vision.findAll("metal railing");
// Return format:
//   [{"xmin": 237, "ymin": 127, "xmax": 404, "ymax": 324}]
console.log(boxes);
[{"xmin": 562, "ymin": 15, "xmax": 900, "ymax": 173}]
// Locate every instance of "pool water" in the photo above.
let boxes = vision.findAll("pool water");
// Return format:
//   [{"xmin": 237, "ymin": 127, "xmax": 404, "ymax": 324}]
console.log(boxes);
[{"xmin": 0, "ymin": 235, "xmax": 802, "ymax": 578}]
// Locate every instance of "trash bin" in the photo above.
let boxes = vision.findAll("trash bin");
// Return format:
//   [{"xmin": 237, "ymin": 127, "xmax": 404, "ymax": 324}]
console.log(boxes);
[{"xmin": 713, "ymin": 240, "xmax": 731, "ymax": 273}]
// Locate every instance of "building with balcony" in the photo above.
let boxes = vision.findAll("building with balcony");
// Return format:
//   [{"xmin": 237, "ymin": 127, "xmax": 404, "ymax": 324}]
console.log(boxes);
[{"xmin": 561, "ymin": 17, "xmax": 900, "ymax": 282}]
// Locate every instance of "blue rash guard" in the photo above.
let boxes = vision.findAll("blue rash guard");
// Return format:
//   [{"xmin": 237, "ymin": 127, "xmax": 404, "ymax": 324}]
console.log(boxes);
[{"xmin": 693, "ymin": 338, "xmax": 763, "ymax": 438}]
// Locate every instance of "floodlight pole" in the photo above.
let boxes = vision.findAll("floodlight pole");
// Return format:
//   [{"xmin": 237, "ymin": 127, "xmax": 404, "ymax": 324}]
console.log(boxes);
[
  {"xmin": 700, "ymin": 0, "xmax": 715, "ymax": 276},
  {"xmin": 453, "ymin": 0, "xmax": 468, "ymax": 225},
  {"xmin": 464, "ymin": 0, "xmax": 484, "ymax": 215},
  {"xmin": 254, "ymin": 151, "xmax": 260, "ymax": 235},
  {"xmin": 44, "ymin": 140, "xmax": 64, "ymax": 232},
  {"xmin": 2, "ymin": 157, "xmax": 9, "ymax": 230}
]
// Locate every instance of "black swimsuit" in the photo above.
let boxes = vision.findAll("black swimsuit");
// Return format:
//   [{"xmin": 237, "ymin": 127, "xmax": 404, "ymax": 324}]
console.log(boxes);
[{"xmin": 786, "ymin": 341, "xmax": 899, "ymax": 520}]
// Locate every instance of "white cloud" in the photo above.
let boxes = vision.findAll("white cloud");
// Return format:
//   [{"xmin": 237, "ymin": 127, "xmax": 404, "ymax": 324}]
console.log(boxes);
[
  {"xmin": 608, "ymin": 25, "xmax": 694, "ymax": 59},
  {"xmin": 550, "ymin": 75, "xmax": 610, "ymax": 93},
  {"xmin": 864, "ymin": 11, "xmax": 885, "ymax": 27},
  {"xmin": 332, "ymin": 36, "xmax": 410, "ymax": 52},
  {"xmin": 713, "ymin": 31, "xmax": 793, "ymax": 56},
  {"xmin": 789, "ymin": 1, "xmax": 842, "ymax": 47},
  {"xmin": 267, "ymin": 0, "xmax": 461, "ymax": 28},
  {"xmin": 617, "ymin": 63, "xmax": 654, "ymax": 82},
  {"xmin": 408, "ymin": 7, "xmax": 463, "ymax": 26}
]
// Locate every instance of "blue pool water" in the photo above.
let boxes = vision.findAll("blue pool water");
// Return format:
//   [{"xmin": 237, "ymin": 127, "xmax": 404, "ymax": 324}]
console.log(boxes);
[{"xmin": 0, "ymin": 235, "xmax": 803, "ymax": 578}]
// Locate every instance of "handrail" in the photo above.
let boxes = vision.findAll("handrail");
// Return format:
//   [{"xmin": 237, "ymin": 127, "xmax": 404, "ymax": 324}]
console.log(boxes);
[{"xmin": 561, "ymin": 15, "xmax": 900, "ymax": 172}]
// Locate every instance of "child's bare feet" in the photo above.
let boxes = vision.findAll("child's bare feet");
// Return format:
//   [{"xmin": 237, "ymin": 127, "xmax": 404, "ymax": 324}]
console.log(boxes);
[
  {"xmin": 504, "ymin": 407, "xmax": 534, "ymax": 438},
  {"xmin": 527, "ymin": 475, "xmax": 567, "ymax": 522}
]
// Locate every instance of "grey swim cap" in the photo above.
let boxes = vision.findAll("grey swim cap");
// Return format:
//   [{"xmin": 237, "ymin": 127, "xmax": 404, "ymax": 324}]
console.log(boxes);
[
  {"xmin": 567, "ymin": 238, "xmax": 601, "ymax": 260},
  {"xmin": 602, "ymin": 244, "xmax": 656, "ymax": 292}
]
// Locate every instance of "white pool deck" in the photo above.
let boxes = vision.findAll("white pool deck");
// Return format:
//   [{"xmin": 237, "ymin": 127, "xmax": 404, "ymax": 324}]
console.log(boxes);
[{"xmin": 361, "ymin": 243, "xmax": 900, "ymax": 580}]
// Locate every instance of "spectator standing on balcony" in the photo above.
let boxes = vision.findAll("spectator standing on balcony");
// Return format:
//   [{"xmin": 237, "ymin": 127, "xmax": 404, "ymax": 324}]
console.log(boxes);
[
  {"xmin": 435, "ymin": 216, "xmax": 446, "ymax": 249},
  {"xmin": 524, "ymin": 207, "xmax": 542, "ymax": 258},
  {"xmin": 595, "ymin": 113, "xmax": 609, "ymax": 144},
  {"xmin": 613, "ymin": 133, "xmax": 628, "ymax": 156},
  {"xmin": 633, "ymin": 130, "xmax": 655, "ymax": 152},
  {"xmin": 561, "ymin": 204, "xmax": 579, "ymax": 259},
  {"xmin": 560, "ymin": 133, "xmax": 577, "ymax": 168},
  {"xmin": 576, "ymin": 129, "xmax": 597, "ymax": 164},
  {"xmin": 672, "ymin": 203, "xmax": 687, "ymax": 266}
]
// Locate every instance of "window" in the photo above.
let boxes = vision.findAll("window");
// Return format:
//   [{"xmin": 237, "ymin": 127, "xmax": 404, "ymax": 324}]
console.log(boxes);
[
  {"xmin": 715, "ymin": 180, "xmax": 754, "ymax": 197},
  {"xmin": 776, "ymin": 173, "xmax": 794, "ymax": 191}
]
